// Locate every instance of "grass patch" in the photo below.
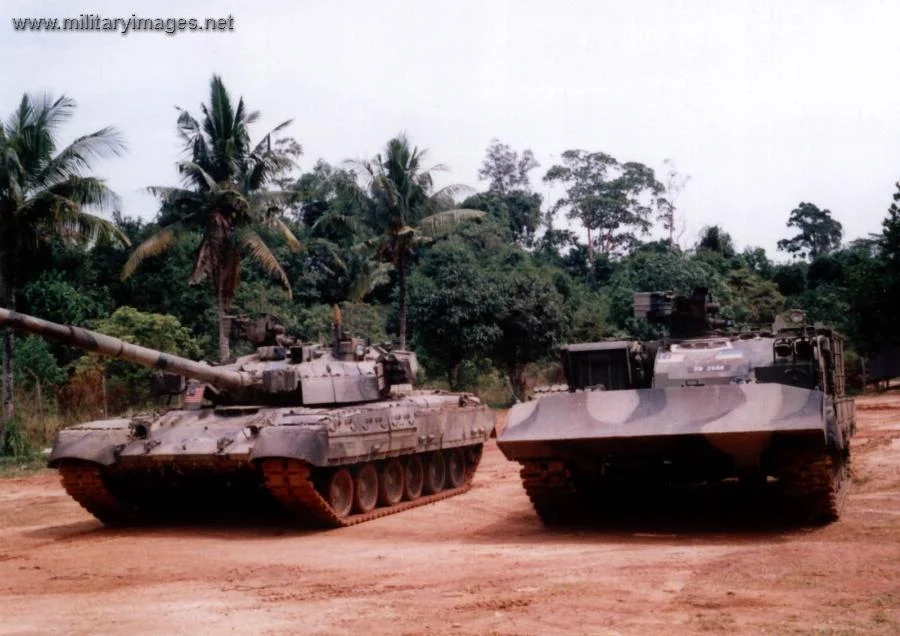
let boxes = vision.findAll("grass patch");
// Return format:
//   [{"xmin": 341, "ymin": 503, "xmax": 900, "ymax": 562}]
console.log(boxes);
[
  {"xmin": 0, "ymin": 454, "xmax": 47, "ymax": 477},
  {"xmin": 0, "ymin": 414, "xmax": 47, "ymax": 477}
]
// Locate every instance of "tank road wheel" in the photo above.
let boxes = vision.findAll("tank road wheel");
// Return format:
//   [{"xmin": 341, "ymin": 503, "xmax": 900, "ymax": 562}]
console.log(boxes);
[
  {"xmin": 403, "ymin": 455, "xmax": 424, "ymax": 501},
  {"xmin": 327, "ymin": 468, "xmax": 354, "ymax": 518},
  {"xmin": 352, "ymin": 463, "xmax": 379, "ymax": 514},
  {"xmin": 423, "ymin": 452, "xmax": 446, "ymax": 495},
  {"xmin": 445, "ymin": 448, "xmax": 467, "ymax": 489},
  {"xmin": 378, "ymin": 459, "xmax": 405, "ymax": 507}
]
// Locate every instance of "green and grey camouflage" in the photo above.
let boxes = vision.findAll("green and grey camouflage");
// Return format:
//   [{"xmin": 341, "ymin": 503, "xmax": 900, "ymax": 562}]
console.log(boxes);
[{"xmin": 498, "ymin": 289, "xmax": 855, "ymax": 525}]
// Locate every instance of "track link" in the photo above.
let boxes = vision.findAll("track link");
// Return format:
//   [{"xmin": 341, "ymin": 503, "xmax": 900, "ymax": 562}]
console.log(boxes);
[
  {"xmin": 780, "ymin": 451, "xmax": 850, "ymax": 523},
  {"xmin": 261, "ymin": 448, "xmax": 483, "ymax": 528},
  {"xmin": 519, "ymin": 460, "xmax": 586, "ymax": 525},
  {"xmin": 58, "ymin": 461, "xmax": 137, "ymax": 526}
]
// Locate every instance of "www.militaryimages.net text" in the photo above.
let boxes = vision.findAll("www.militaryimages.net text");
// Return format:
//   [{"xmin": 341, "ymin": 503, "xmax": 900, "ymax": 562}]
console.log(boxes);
[{"xmin": 11, "ymin": 14, "xmax": 235, "ymax": 35}]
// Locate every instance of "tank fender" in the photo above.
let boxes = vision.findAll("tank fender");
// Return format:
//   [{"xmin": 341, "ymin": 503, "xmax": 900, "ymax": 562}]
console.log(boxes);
[
  {"xmin": 249, "ymin": 426, "xmax": 329, "ymax": 466},
  {"xmin": 47, "ymin": 418, "xmax": 131, "ymax": 467}
]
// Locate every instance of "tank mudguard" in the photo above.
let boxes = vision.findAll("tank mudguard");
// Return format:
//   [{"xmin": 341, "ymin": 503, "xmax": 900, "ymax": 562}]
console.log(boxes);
[
  {"xmin": 249, "ymin": 426, "xmax": 329, "ymax": 466},
  {"xmin": 47, "ymin": 419, "xmax": 132, "ymax": 467}
]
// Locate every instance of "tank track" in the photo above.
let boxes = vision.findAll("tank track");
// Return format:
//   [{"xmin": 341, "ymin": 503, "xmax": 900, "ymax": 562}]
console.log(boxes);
[
  {"xmin": 57, "ymin": 446, "xmax": 484, "ymax": 528},
  {"xmin": 519, "ymin": 460, "xmax": 586, "ymax": 525},
  {"xmin": 521, "ymin": 451, "xmax": 851, "ymax": 526},
  {"xmin": 779, "ymin": 450, "xmax": 850, "ymax": 523},
  {"xmin": 261, "ymin": 446, "xmax": 484, "ymax": 528},
  {"xmin": 58, "ymin": 461, "xmax": 137, "ymax": 526}
]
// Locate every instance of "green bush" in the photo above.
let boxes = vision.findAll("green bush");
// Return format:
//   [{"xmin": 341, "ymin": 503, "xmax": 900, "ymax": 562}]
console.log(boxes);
[{"xmin": 1, "ymin": 417, "xmax": 36, "ymax": 459}]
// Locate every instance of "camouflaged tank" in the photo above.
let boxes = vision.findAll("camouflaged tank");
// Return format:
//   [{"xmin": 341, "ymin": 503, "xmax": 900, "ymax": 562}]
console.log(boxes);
[
  {"xmin": 498, "ymin": 288, "xmax": 855, "ymax": 525},
  {"xmin": 0, "ymin": 307, "xmax": 494, "ymax": 527}
]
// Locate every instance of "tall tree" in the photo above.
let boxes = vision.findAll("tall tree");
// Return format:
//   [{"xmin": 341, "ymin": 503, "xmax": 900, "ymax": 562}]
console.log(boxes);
[
  {"xmin": 348, "ymin": 133, "xmax": 482, "ymax": 349},
  {"xmin": 407, "ymin": 240, "xmax": 501, "ymax": 388},
  {"xmin": 291, "ymin": 159, "xmax": 361, "ymax": 228},
  {"xmin": 777, "ymin": 202, "xmax": 843, "ymax": 260},
  {"xmin": 0, "ymin": 93, "xmax": 126, "ymax": 433},
  {"xmin": 122, "ymin": 75, "xmax": 300, "ymax": 362},
  {"xmin": 851, "ymin": 182, "xmax": 900, "ymax": 352},
  {"xmin": 461, "ymin": 190, "xmax": 542, "ymax": 246},
  {"xmin": 544, "ymin": 150, "xmax": 665, "ymax": 260},
  {"xmin": 478, "ymin": 139, "xmax": 539, "ymax": 194},
  {"xmin": 882, "ymin": 183, "xmax": 900, "ymax": 270},
  {"xmin": 657, "ymin": 158, "xmax": 690, "ymax": 249},
  {"xmin": 490, "ymin": 268, "xmax": 565, "ymax": 400},
  {"xmin": 740, "ymin": 246, "xmax": 774, "ymax": 279},
  {"xmin": 283, "ymin": 160, "xmax": 382, "ymax": 305},
  {"xmin": 697, "ymin": 225, "xmax": 736, "ymax": 258}
]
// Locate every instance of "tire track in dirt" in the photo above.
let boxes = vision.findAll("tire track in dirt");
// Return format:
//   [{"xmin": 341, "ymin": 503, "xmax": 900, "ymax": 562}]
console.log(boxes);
[{"xmin": 0, "ymin": 395, "xmax": 898, "ymax": 635}]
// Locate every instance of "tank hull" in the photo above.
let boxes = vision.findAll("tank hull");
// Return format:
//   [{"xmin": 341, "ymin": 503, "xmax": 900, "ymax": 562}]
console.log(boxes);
[
  {"xmin": 50, "ymin": 392, "xmax": 494, "ymax": 527},
  {"xmin": 498, "ymin": 384, "xmax": 853, "ymax": 524}
]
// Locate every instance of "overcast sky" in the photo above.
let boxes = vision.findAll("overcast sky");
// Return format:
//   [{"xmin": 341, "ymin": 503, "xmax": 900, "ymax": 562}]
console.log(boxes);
[{"xmin": 5, "ymin": 0, "xmax": 900, "ymax": 257}]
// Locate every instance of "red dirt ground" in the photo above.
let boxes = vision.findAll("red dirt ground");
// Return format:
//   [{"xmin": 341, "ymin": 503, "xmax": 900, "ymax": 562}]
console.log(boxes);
[{"xmin": 1, "ymin": 395, "xmax": 899, "ymax": 635}]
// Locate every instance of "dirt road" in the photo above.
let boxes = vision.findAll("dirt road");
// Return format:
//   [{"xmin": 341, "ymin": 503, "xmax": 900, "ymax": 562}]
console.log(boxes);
[{"xmin": 2, "ymin": 395, "xmax": 899, "ymax": 635}]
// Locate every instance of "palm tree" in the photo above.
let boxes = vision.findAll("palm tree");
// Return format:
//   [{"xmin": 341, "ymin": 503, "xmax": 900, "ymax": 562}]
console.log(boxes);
[
  {"xmin": 0, "ymin": 93, "xmax": 127, "ymax": 430},
  {"xmin": 122, "ymin": 76, "xmax": 300, "ymax": 362},
  {"xmin": 348, "ymin": 134, "xmax": 483, "ymax": 349}
]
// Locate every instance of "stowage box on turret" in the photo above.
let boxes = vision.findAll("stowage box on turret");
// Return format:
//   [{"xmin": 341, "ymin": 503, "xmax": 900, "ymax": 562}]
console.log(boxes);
[
  {"xmin": 0, "ymin": 308, "xmax": 494, "ymax": 527},
  {"xmin": 498, "ymin": 288, "xmax": 855, "ymax": 525}
]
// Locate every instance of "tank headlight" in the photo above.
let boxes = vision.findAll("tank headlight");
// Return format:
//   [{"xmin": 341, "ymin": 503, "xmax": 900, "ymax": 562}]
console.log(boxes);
[
  {"xmin": 355, "ymin": 344, "xmax": 365, "ymax": 358},
  {"xmin": 790, "ymin": 310, "xmax": 805, "ymax": 324}
]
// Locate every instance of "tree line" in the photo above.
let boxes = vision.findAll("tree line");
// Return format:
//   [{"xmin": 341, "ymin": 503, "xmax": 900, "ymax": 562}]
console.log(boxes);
[{"xmin": 1, "ymin": 74, "xmax": 899, "ymax": 452}]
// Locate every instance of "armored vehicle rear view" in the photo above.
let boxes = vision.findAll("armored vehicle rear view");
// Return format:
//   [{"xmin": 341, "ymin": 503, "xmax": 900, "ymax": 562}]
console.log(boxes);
[
  {"xmin": 0, "ymin": 307, "xmax": 494, "ymax": 527},
  {"xmin": 498, "ymin": 288, "xmax": 855, "ymax": 524}
]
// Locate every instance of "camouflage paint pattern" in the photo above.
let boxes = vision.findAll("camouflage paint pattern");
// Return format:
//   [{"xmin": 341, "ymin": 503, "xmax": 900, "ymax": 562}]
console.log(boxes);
[
  {"xmin": 0, "ymin": 307, "xmax": 493, "ymax": 486},
  {"xmin": 499, "ymin": 383, "xmax": 830, "ymax": 465},
  {"xmin": 48, "ymin": 394, "xmax": 494, "ymax": 470},
  {"xmin": 499, "ymin": 330, "xmax": 852, "ymax": 474}
]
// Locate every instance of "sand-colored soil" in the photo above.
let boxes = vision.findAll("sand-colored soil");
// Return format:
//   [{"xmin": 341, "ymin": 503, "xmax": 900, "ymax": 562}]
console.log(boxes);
[{"xmin": 2, "ymin": 395, "xmax": 899, "ymax": 635}]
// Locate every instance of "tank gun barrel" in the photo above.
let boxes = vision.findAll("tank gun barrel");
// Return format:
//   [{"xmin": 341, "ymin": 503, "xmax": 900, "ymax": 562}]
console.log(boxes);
[{"xmin": 0, "ymin": 307, "xmax": 250, "ymax": 392}]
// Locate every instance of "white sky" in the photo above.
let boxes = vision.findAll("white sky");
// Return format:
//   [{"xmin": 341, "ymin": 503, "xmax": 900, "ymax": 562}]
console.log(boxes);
[{"xmin": 4, "ymin": 0, "xmax": 900, "ymax": 257}]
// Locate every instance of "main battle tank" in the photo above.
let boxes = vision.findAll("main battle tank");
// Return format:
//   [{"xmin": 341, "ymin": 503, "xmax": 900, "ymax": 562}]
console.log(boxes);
[
  {"xmin": 0, "ymin": 307, "xmax": 494, "ymax": 527},
  {"xmin": 498, "ymin": 288, "xmax": 855, "ymax": 525}
]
